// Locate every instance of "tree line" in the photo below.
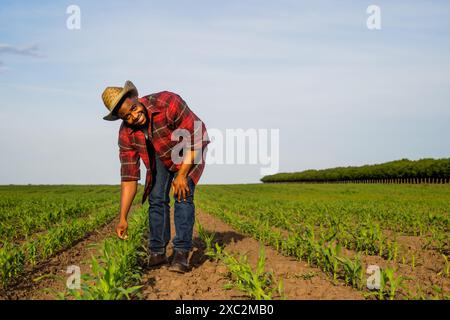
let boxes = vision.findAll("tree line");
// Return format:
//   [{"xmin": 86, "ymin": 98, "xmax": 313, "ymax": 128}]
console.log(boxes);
[{"xmin": 261, "ymin": 158, "xmax": 450, "ymax": 184}]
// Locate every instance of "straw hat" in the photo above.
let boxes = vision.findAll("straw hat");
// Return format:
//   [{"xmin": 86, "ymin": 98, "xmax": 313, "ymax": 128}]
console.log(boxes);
[{"xmin": 101, "ymin": 80, "xmax": 139, "ymax": 121}]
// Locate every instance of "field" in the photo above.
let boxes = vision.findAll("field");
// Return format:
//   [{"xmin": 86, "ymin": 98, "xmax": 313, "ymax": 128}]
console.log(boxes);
[{"xmin": 0, "ymin": 183, "xmax": 448, "ymax": 300}]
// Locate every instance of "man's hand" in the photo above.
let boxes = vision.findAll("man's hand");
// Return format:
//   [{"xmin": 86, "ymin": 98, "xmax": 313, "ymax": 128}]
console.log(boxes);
[
  {"xmin": 172, "ymin": 174, "xmax": 190, "ymax": 202},
  {"xmin": 116, "ymin": 219, "xmax": 128, "ymax": 240}
]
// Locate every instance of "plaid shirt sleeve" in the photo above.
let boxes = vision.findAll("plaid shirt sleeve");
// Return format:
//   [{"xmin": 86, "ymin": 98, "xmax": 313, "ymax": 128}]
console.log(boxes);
[
  {"xmin": 118, "ymin": 125, "xmax": 141, "ymax": 181},
  {"xmin": 166, "ymin": 93, "xmax": 210, "ymax": 150}
]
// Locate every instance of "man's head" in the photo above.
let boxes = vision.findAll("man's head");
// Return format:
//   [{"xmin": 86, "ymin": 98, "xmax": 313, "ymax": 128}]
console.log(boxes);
[
  {"xmin": 114, "ymin": 93, "xmax": 148, "ymax": 127},
  {"xmin": 101, "ymin": 80, "xmax": 147, "ymax": 127}
]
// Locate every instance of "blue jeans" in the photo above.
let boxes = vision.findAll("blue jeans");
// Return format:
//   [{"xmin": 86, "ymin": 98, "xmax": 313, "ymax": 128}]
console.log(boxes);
[{"xmin": 148, "ymin": 155, "xmax": 196, "ymax": 254}]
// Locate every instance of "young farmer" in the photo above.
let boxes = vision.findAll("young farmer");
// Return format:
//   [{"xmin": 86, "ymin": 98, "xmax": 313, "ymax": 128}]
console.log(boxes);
[{"xmin": 101, "ymin": 81, "xmax": 209, "ymax": 273}]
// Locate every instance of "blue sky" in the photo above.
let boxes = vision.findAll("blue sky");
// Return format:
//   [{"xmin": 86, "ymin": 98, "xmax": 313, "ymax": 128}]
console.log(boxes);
[{"xmin": 0, "ymin": 0, "xmax": 449, "ymax": 184}]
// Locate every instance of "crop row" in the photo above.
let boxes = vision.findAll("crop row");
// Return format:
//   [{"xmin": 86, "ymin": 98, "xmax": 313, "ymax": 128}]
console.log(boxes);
[
  {"xmin": 197, "ymin": 201, "xmax": 420, "ymax": 300},
  {"xmin": 0, "ymin": 186, "xmax": 122, "ymax": 242},
  {"xmin": 206, "ymin": 198, "xmax": 404, "ymax": 260},
  {"xmin": 197, "ymin": 223, "xmax": 284, "ymax": 300},
  {"xmin": 59, "ymin": 206, "xmax": 148, "ymax": 300},
  {"xmin": 197, "ymin": 184, "xmax": 449, "ymax": 253},
  {"xmin": 0, "ymin": 204, "xmax": 119, "ymax": 288},
  {"xmin": 0, "ymin": 199, "xmax": 117, "ymax": 243}
]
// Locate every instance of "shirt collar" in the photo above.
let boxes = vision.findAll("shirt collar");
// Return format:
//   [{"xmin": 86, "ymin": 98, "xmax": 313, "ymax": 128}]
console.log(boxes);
[{"xmin": 139, "ymin": 95, "xmax": 163, "ymax": 114}]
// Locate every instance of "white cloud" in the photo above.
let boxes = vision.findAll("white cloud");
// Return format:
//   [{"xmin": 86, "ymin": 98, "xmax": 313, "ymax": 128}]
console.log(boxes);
[
  {"xmin": 0, "ymin": 43, "xmax": 41, "ymax": 70},
  {"xmin": 0, "ymin": 43, "xmax": 40, "ymax": 57}
]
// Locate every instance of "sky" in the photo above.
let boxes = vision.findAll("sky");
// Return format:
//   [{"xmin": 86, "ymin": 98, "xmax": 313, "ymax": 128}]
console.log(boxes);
[{"xmin": 0, "ymin": 0, "xmax": 449, "ymax": 185}]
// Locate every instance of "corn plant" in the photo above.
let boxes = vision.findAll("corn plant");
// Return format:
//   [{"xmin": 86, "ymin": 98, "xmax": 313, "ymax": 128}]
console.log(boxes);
[
  {"xmin": 437, "ymin": 254, "xmax": 449, "ymax": 277},
  {"xmin": 379, "ymin": 267, "xmax": 406, "ymax": 300},
  {"xmin": 295, "ymin": 271, "xmax": 317, "ymax": 280},
  {"xmin": 320, "ymin": 243, "xmax": 342, "ymax": 282},
  {"xmin": 385, "ymin": 240, "xmax": 399, "ymax": 262},
  {"xmin": 196, "ymin": 222, "xmax": 216, "ymax": 258},
  {"xmin": 0, "ymin": 244, "xmax": 25, "ymax": 288},
  {"xmin": 221, "ymin": 245, "xmax": 283, "ymax": 300},
  {"xmin": 207, "ymin": 241, "xmax": 284, "ymax": 300},
  {"xmin": 336, "ymin": 255, "xmax": 364, "ymax": 289}
]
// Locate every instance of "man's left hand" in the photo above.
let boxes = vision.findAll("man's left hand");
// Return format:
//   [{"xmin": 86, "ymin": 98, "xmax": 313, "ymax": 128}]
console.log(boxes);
[{"xmin": 172, "ymin": 174, "xmax": 190, "ymax": 202}]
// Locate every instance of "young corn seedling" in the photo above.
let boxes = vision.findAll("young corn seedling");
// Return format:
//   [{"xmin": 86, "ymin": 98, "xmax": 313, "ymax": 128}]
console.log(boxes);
[
  {"xmin": 25, "ymin": 242, "xmax": 38, "ymax": 266},
  {"xmin": 431, "ymin": 285, "xmax": 444, "ymax": 300},
  {"xmin": 196, "ymin": 222, "xmax": 216, "ymax": 258},
  {"xmin": 320, "ymin": 243, "xmax": 342, "ymax": 282},
  {"xmin": 378, "ymin": 240, "xmax": 384, "ymax": 257},
  {"xmin": 294, "ymin": 271, "xmax": 317, "ymax": 280},
  {"xmin": 336, "ymin": 255, "xmax": 364, "ymax": 289},
  {"xmin": 437, "ymin": 254, "xmax": 449, "ymax": 277},
  {"xmin": 379, "ymin": 267, "xmax": 406, "ymax": 300},
  {"xmin": 352, "ymin": 223, "xmax": 383, "ymax": 255},
  {"xmin": 221, "ymin": 245, "xmax": 284, "ymax": 300},
  {"xmin": 385, "ymin": 240, "xmax": 399, "ymax": 262}
]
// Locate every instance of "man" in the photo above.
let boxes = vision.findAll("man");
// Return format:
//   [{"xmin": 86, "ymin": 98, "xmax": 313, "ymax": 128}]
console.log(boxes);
[{"xmin": 101, "ymin": 80, "xmax": 210, "ymax": 273}]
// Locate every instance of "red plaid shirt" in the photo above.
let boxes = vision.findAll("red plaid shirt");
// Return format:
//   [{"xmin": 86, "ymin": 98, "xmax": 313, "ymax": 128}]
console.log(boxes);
[{"xmin": 118, "ymin": 91, "xmax": 210, "ymax": 204}]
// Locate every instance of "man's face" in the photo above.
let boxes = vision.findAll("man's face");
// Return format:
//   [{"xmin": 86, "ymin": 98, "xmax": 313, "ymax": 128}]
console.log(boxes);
[{"xmin": 116, "ymin": 95, "xmax": 148, "ymax": 127}]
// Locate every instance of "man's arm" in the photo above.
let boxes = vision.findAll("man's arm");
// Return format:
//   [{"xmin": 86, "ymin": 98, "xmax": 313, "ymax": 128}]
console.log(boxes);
[
  {"xmin": 117, "ymin": 125, "xmax": 141, "ymax": 239},
  {"xmin": 166, "ymin": 92, "xmax": 209, "ymax": 201},
  {"xmin": 116, "ymin": 180, "xmax": 137, "ymax": 239}
]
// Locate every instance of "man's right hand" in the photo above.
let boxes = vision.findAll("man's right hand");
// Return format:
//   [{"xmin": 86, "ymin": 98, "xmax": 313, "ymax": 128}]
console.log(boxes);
[
  {"xmin": 117, "ymin": 180, "xmax": 137, "ymax": 240},
  {"xmin": 116, "ymin": 219, "xmax": 128, "ymax": 240}
]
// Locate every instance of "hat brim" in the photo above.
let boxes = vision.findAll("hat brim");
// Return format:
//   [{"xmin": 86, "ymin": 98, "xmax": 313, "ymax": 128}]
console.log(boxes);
[
  {"xmin": 103, "ymin": 112, "xmax": 120, "ymax": 121},
  {"xmin": 102, "ymin": 80, "xmax": 138, "ymax": 121}
]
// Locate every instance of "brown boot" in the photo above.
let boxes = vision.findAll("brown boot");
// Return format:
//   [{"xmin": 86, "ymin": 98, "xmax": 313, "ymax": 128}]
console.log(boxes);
[
  {"xmin": 147, "ymin": 252, "xmax": 168, "ymax": 268},
  {"xmin": 168, "ymin": 250, "xmax": 190, "ymax": 273}
]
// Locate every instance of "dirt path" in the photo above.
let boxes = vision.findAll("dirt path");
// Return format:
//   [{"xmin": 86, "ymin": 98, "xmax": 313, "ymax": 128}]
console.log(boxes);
[
  {"xmin": 0, "ymin": 216, "xmax": 119, "ymax": 300},
  {"xmin": 141, "ymin": 208, "xmax": 364, "ymax": 300}
]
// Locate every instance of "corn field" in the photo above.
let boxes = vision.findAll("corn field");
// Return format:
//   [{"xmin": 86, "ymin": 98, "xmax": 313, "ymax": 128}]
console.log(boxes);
[
  {"xmin": 195, "ymin": 183, "xmax": 450, "ymax": 300},
  {"xmin": 0, "ymin": 183, "xmax": 448, "ymax": 300}
]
